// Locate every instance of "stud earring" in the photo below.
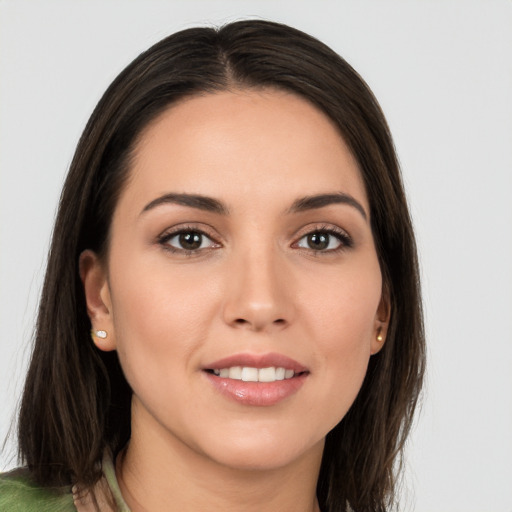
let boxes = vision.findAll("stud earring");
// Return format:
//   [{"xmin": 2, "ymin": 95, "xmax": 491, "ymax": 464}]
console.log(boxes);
[
  {"xmin": 376, "ymin": 329, "xmax": 384, "ymax": 342},
  {"xmin": 91, "ymin": 329, "xmax": 108, "ymax": 340}
]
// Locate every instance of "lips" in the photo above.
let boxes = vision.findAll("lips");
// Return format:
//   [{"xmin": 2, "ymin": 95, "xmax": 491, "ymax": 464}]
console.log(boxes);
[
  {"xmin": 202, "ymin": 353, "xmax": 309, "ymax": 406},
  {"xmin": 211, "ymin": 366, "xmax": 295, "ymax": 382}
]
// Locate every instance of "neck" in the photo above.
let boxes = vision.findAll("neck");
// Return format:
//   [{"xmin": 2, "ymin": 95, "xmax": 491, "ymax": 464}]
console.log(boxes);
[{"xmin": 117, "ymin": 402, "xmax": 323, "ymax": 512}]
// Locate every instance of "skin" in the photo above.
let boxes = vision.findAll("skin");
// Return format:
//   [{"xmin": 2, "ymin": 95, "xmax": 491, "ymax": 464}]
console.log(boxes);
[{"xmin": 80, "ymin": 89, "xmax": 389, "ymax": 511}]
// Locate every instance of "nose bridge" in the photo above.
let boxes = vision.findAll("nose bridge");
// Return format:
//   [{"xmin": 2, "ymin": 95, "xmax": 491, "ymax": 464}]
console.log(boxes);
[{"xmin": 223, "ymin": 238, "xmax": 292, "ymax": 331}]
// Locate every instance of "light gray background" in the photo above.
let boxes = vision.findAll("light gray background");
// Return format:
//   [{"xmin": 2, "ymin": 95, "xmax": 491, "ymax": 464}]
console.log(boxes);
[{"xmin": 1, "ymin": 1, "xmax": 511, "ymax": 510}]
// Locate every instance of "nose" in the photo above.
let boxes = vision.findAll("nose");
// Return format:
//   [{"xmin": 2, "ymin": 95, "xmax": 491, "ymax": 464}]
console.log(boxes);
[{"xmin": 222, "ymin": 246, "xmax": 294, "ymax": 333}]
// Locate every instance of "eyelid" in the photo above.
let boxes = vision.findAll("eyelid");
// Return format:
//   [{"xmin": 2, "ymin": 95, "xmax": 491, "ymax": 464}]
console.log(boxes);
[
  {"xmin": 157, "ymin": 224, "xmax": 222, "ymax": 254},
  {"xmin": 155, "ymin": 222, "xmax": 353, "ymax": 256},
  {"xmin": 291, "ymin": 223, "xmax": 353, "ymax": 253}
]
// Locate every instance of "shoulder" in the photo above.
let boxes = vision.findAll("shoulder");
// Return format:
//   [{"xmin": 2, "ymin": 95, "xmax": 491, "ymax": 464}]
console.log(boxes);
[{"xmin": 0, "ymin": 468, "xmax": 75, "ymax": 512}]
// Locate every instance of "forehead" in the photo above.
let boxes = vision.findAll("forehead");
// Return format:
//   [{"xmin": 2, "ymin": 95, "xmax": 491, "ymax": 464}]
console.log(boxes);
[{"xmin": 122, "ymin": 89, "xmax": 368, "ymax": 213}]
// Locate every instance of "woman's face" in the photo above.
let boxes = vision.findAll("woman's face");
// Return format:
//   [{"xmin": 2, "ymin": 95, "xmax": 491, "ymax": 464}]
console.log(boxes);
[{"xmin": 83, "ymin": 89, "xmax": 388, "ymax": 471}]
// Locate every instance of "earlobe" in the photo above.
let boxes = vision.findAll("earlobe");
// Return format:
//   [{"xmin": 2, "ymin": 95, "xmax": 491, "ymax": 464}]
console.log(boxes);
[
  {"xmin": 90, "ymin": 328, "xmax": 114, "ymax": 351},
  {"xmin": 371, "ymin": 326, "xmax": 386, "ymax": 355},
  {"xmin": 79, "ymin": 249, "xmax": 117, "ymax": 351},
  {"xmin": 371, "ymin": 289, "xmax": 391, "ymax": 355}
]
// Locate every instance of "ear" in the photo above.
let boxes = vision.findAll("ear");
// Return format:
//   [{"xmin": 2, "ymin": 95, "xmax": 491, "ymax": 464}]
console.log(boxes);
[
  {"xmin": 79, "ymin": 249, "xmax": 117, "ymax": 352},
  {"xmin": 371, "ymin": 286, "xmax": 391, "ymax": 355}
]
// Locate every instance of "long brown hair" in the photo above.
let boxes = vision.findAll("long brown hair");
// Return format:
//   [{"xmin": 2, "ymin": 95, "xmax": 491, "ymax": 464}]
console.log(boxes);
[{"xmin": 18, "ymin": 20, "xmax": 425, "ymax": 511}]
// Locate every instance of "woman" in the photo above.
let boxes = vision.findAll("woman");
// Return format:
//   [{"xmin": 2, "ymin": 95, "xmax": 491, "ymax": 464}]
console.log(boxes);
[{"xmin": 0, "ymin": 20, "xmax": 424, "ymax": 512}]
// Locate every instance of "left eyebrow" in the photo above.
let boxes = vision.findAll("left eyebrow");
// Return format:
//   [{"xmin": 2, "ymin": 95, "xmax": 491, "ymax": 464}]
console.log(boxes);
[
  {"xmin": 286, "ymin": 193, "xmax": 368, "ymax": 221},
  {"xmin": 140, "ymin": 193, "xmax": 229, "ymax": 216}
]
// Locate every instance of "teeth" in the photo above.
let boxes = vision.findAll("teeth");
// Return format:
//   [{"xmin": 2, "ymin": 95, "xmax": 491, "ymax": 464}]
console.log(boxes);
[
  {"xmin": 228, "ymin": 366, "xmax": 242, "ymax": 379},
  {"xmin": 211, "ymin": 366, "xmax": 296, "ymax": 382},
  {"xmin": 258, "ymin": 367, "xmax": 276, "ymax": 382},
  {"xmin": 241, "ymin": 367, "xmax": 259, "ymax": 382}
]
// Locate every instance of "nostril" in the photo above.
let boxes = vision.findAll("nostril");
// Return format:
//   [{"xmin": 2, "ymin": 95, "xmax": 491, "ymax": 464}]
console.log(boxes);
[{"xmin": 232, "ymin": 317, "xmax": 286, "ymax": 328}]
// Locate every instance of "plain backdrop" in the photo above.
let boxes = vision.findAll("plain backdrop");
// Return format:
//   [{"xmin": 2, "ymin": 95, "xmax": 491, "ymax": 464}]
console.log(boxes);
[{"xmin": 1, "ymin": 1, "xmax": 511, "ymax": 510}]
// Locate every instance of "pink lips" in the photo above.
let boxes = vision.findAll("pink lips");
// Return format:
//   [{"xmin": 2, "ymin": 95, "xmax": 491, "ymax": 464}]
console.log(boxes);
[
  {"xmin": 203, "ymin": 352, "xmax": 308, "ymax": 407},
  {"xmin": 205, "ymin": 352, "xmax": 308, "ymax": 373}
]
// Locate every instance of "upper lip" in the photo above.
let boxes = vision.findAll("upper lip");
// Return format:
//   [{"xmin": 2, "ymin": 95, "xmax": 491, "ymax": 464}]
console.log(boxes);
[{"xmin": 203, "ymin": 352, "xmax": 308, "ymax": 373}]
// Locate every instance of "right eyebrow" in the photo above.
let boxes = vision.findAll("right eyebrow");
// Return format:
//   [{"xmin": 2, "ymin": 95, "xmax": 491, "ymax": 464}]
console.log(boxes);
[
  {"xmin": 286, "ymin": 192, "xmax": 368, "ymax": 221},
  {"xmin": 140, "ymin": 193, "xmax": 229, "ymax": 216}
]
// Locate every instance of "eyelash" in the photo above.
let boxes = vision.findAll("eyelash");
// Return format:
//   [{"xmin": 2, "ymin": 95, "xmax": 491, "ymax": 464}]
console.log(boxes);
[
  {"xmin": 157, "ymin": 225, "xmax": 220, "ymax": 256},
  {"xmin": 157, "ymin": 224, "xmax": 353, "ymax": 256},
  {"xmin": 293, "ymin": 225, "xmax": 353, "ymax": 254}
]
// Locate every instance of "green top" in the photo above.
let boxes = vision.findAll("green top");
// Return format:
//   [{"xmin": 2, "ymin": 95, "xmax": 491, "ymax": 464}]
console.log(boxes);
[
  {"xmin": 0, "ymin": 468, "xmax": 74, "ymax": 512},
  {"xmin": 0, "ymin": 454, "xmax": 130, "ymax": 512}
]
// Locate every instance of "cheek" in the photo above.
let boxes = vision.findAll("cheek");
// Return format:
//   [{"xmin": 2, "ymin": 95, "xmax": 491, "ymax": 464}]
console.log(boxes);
[
  {"xmin": 302, "ymin": 262, "xmax": 381, "ymax": 352},
  {"xmin": 107, "ymin": 255, "xmax": 221, "ymax": 388},
  {"xmin": 299, "ymin": 263, "xmax": 382, "ymax": 425}
]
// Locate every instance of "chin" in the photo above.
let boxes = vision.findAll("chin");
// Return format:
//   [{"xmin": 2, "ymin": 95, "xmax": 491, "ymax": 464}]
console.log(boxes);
[{"xmin": 200, "ymin": 432, "xmax": 324, "ymax": 472}]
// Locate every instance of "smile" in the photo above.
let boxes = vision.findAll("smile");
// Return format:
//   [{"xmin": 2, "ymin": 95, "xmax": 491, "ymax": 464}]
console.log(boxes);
[
  {"xmin": 210, "ymin": 366, "xmax": 296, "ymax": 382},
  {"xmin": 203, "ymin": 353, "xmax": 308, "ymax": 406}
]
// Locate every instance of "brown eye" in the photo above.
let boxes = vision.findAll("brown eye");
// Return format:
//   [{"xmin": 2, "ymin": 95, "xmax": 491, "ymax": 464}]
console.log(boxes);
[
  {"xmin": 178, "ymin": 232, "xmax": 203, "ymax": 250},
  {"xmin": 306, "ymin": 233, "xmax": 330, "ymax": 250},
  {"xmin": 162, "ymin": 230, "xmax": 217, "ymax": 252},
  {"xmin": 296, "ymin": 230, "xmax": 351, "ymax": 252}
]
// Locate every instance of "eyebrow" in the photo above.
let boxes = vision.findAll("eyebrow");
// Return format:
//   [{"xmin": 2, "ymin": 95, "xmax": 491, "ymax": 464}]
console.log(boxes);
[
  {"xmin": 141, "ymin": 193, "xmax": 229, "ymax": 216},
  {"xmin": 140, "ymin": 191, "xmax": 367, "ymax": 220},
  {"xmin": 287, "ymin": 193, "xmax": 368, "ymax": 220}
]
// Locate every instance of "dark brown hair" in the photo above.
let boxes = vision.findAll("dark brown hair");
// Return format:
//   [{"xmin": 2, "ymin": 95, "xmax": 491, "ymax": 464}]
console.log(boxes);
[{"xmin": 17, "ymin": 20, "xmax": 425, "ymax": 512}]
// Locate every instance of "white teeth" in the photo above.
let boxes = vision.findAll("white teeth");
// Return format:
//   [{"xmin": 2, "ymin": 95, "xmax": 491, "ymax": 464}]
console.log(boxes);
[
  {"xmin": 211, "ymin": 366, "xmax": 296, "ymax": 382},
  {"xmin": 258, "ymin": 366, "xmax": 277, "ymax": 382},
  {"xmin": 241, "ymin": 367, "xmax": 259, "ymax": 382},
  {"xmin": 258, "ymin": 367, "xmax": 276, "ymax": 382},
  {"xmin": 228, "ymin": 366, "xmax": 242, "ymax": 379}
]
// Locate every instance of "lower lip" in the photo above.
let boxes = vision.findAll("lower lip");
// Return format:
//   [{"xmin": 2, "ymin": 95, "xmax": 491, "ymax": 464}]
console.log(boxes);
[{"xmin": 204, "ymin": 372, "xmax": 307, "ymax": 406}]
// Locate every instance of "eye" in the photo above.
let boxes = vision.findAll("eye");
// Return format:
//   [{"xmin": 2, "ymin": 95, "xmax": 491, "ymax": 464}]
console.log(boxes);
[
  {"xmin": 159, "ymin": 229, "xmax": 219, "ymax": 253},
  {"xmin": 295, "ymin": 229, "xmax": 352, "ymax": 252}
]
